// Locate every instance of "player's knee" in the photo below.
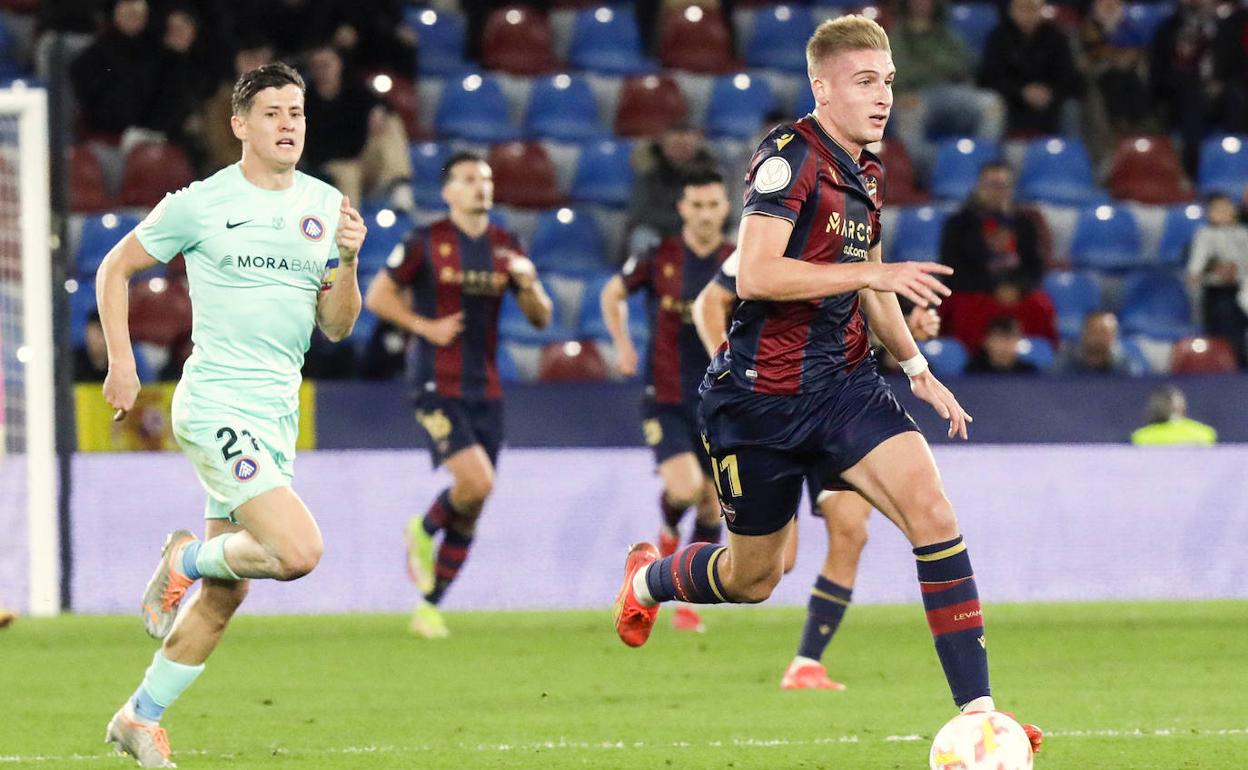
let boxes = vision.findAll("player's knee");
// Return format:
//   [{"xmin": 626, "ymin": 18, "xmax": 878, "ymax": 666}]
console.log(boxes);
[
  {"xmin": 727, "ymin": 570, "xmax": 782, "ymax": 604},
  {"xmin": 832, "ymin": 517, "xmax": 869, "ymax": 553},
  {"xmin": 906, "ymin": 492, "xmax": 958, "ymax": 544},
  {"xmin": 456, "ymin": 471, "xmax": 494, "ymax": 509},
  {"xmin": 274, "ymin": 540, "xmax": 323, "ymax": 581}
]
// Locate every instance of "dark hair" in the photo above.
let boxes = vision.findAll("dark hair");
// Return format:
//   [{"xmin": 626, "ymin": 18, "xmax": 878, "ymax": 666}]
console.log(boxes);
[
  {"xmin": 440, "ymin": 151, "xmax": 486, "ymax": 186},
  {"xmin": 681, "ymin": 168, "xmax": 726, "ymax": 193},
  {"xmin": 231, "ymin": 62, "xmax": 305, "ymax": 116},
  {"xmin": 986, "ymin": 315, "xmax": 1020, "ymax": 336}
]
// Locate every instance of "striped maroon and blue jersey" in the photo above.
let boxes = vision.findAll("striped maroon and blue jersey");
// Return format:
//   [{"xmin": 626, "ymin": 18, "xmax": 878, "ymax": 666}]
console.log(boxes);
[
  {"xmin": 385, "ymin": 219, "xmax": 524, "ymax": 401},
  {"xmin": 622, "ymin": 236, "xmax": 733, "ymax": 405},
  {"xmin": 707, "ymin": 116, "xmax": 885, "ymax": 396}
]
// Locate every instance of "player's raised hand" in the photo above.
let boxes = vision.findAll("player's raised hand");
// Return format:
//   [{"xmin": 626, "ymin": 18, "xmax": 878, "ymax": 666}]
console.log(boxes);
[
  {"xmin": 867, "ymin": 262, "xmax": 953, "ymax": 308},
  {"xmin": 336, "ymin": 195, "xmax": 367, "ymax": 265},
  {"xmin": 422, "ymin": 312, "xmax": 464, "ymax": 347},
  {"xmin": 906, "ymin": 305, "xmax": 941, "ymax": 341},
  {"xmin": 908, "ymin": 369, "xmax": 973, "ymax": 440},
  {"xmin": 103, "ymin": 363, "xmax": 140, "ymax": 421},
  {"xmin": 615, "ymin": 340, "xmax": 639, "ymax": 377}
]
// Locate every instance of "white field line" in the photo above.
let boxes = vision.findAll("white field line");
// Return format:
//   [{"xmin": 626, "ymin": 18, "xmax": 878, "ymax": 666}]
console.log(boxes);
[{"xmin": 2, "ymin": 728, "xmax": 1246, "ymax": 763}]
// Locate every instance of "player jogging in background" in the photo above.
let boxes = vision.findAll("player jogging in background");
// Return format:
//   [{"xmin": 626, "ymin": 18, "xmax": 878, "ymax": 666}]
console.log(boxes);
[
  {"xmin": 693, "ymin": 249, "xmax": 941, "ymax": 689},
  {"xmin": 599, "ymin": 169, "xmax": 734, "ymax": 634},
  {"xmin": 365, "ymin": 152, "xmax": 553, "ymax": 638},
  {"xmin": 611, "ymin": 16, "xmax": 1041, "ymax": 750},
  {"xmin": 96, "ymin": 63, "xmax": 367, "ymax": 768}
]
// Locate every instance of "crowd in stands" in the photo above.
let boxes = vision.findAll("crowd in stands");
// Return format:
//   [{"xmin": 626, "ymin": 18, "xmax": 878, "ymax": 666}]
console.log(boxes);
[{"xmin": 3, "ymin": 0, "xmax": 1244, "ymax": 383}]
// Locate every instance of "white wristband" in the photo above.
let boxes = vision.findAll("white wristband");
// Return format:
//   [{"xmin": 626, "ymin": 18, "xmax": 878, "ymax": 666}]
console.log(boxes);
[{"xmin": 899, "ymin": 353, "xmax": 929, "ymax": 377}]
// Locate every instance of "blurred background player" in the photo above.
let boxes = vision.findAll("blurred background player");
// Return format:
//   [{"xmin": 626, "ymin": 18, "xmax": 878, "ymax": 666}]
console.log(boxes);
[
  {"xmin": 365, "ymin": 152, "xmax": 553, "ymax": 638},
  {"xmin": 95, "ymin": 62, "xmax": 366, "ymax": 768},
  {"xmin": 693, "ymin": 250, "xmax": 941, "ymax": 689},
  {"xmin": 612, "ymin": 17, "xmax": 1041, "ymax": 751},
  {"xmin": 599, "ymin": 169, "xmax": 734, "ymax": 634}
]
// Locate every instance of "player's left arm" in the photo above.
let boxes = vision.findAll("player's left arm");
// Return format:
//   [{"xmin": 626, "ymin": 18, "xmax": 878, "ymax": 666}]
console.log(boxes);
[
  {"xmin": 316, "ymin": 196, "xmax": 367, "ymax": 342},
  {"xmin": 860, "ymin": 243, "xmax": 972, "ymax": 440},
  {"xmin": 506, "ymin": 249, "xmax": 553, "ymax": 329}
]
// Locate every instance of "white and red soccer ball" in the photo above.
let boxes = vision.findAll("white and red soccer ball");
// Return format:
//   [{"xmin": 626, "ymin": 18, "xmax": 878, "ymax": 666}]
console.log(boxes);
[{"xmin": 929, "ymin": 710, "xmax": 1034, "ymax": 770}]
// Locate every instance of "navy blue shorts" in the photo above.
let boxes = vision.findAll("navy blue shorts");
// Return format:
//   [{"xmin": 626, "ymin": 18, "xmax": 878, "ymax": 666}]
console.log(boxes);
[
  {"xmin": 699, "ymin": 362, "xmax": 917, "ymax": 536},
  {"xmin": 412, "ymin": 393, "xmax": 504, "ymax": 469},
  {"xmin": 641, "ymin": 398, "xmax": 714, "ymax": 477}
]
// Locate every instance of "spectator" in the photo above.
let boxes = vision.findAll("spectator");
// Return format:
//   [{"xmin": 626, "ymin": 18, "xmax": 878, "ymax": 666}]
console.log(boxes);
[
  {"xmin": 1186, "ymin": 193, "xmax": 1248, "ymax": 365},
  {"xmin": 1130, "ymin": 385, "xmax": 1216, "ymax": 445},
  {"xmin": 301, "ymin": 44, "xmax": 413, "ymax": 211},
  {"xmin": 1078, "ymin": 0, "xmax": 1152, "ymax": 153},
  {"xmin": 887, "ymin": 0, "xmax": 1005, "ymax": 182},
  {"xmin": 1054, "ymin": 311, "xmax": 1139, "ymax": 374},
  {"xmin": 74, "ymin": 311, "xmax": 110, "ymax": 383},
  {"xmin": 939, "ymin": 162, "xmax": 1057, "ymax": 351},
  {"xmin": 149, "ymin": 5, "xmax": 219, "ymax": 145},
  {"xmin": 625, "ymin": 122, "xmax": 719, "ymax": 257},
  {"xmin": 978, "ymin": 0, "xmax": 1084, "ymax": 136},
  {"xmin": 69, "ymin": 0, "xmax": 160, "ymax": 137},
  {"xmin": 966, "ymin": 316, "xmax": 1039, "ymax": 374},
  {"xmin": 316, "ymin": 0, "xmax": 417, "ymax": 75},
  {"xmin": 196, "ymin": 36, "xmax": 275, "ymax": 173},
  {"xmin": 233, "ymin": 0, "xmax": 319, "ymax": 60}
]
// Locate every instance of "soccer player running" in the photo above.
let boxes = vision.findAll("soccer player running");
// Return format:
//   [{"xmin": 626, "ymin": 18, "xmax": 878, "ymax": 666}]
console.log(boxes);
[
  {"xmin": 599, "ymin": 169, "xmax": 735, "ymax": 634},
  {"xmin": 693, "ymin": 250, "xmax": 941, "ymax": 689},
  {"xmin": 612, "ymin": 17, "xmax": 1041, "ymax": 748},
  {"xmin": 365, "ymin": 152, "xmax": 553, "ymax": 638},
  {"xmin": 97, "ymin": 63, "xmax": 367, "ymax": 768}
]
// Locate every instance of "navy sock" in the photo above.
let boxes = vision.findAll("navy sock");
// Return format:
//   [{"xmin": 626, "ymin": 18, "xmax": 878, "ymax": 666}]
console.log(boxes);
[
  {"xmin": 796, "ymin": 576, "xmax": 852, "ymax": 661},
  {"xmin": 915, "ymin": 535, "xmax": 991, "ymax": 707},
  {"xmin": 427, "ymin": 518, "xmax": 473, "ymax": 605},
  {"xmin": 422, "ymin": 488, "xmax": 454, "ymax": 536},
  {"xmin": 660, "ymin": 493, "xmax": 687, "ymax": 530},
  {"xmin": 644, "ymin": 543, "xmax": 729, "ymax": 604},
  {"xmin": 690, "ymin": 521, "xmax": 722, "ymax": 544}
]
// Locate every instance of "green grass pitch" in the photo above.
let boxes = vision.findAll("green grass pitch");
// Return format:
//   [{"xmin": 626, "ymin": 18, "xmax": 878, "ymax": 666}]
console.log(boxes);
[{"xmin": 2, "ymin": 601, "xmax": 1245, "ymax": 769}]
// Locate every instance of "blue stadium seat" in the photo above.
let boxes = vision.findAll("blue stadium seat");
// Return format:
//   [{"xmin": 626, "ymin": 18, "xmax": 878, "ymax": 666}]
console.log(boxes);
[
  {"xmin": 1122, "ymin": 2, "xmax": 1172, "ymax": 47},
  {"xmin": 0, "ymin": 16, "xmax": 20, "ymax": 76},
  {"xmin": 1069, "ymin": 204, "xmax": 1142, "ymax": 271},
  {"xmin": 1157, "ymin": 204, "xmax": 1204, "ymax": 267},
  {"xmin": 409, "ymin": 142, "xmax": 452, "ymax": 209},
  {"xmin": 405, "ymin": 7, "xmax": 468, "ymax": 75},
  {"xmin": 746, "ymin": 5, "xmax": 816, "ymax": 73},
  {"xmin": 76, "ymin": 212, "xmax": 141, "ymax": 279},
  {"xmin": 890, "ymin": 206, "xmax": 948, "ymax": 263},
  {"xmin": 948, "ymin": 3, "xmax": 998, "ymax": 58},
  {"xmin": 434, "ymin": 73, "xmax": 516, "ymax": 143},
  {"xmin": 357, "ymin": 208, "xmax": 414, "ymax": 274},
  {"xmin": 1016, "ymin": 336, "xmax": 1055, "ymax": 371},
  {"xmin": 500, "ymin": 291, "xmax": 571, "ymax": 345},
  {"xmin": 1043, "ymin": 270, "xmax": 1102, "ymax": 340},
  {"xmin": 1119, "ymin": 270, "xmax": 1194, "ymax": 341},
  {"xmin": 578, "ymin": 273, "xmax": 649, "ymax": 347},
  {"xmin": 930, "ymin": 138, "xmax": 999, "ymax": 201},
  {"xmin": 350, "ymin": 305, "xmax": 380, "ymax": 352},
  {"xmin": 1120, "ymin": 336, "xmax": 1152, "ymax": 374},
  {"xmin": 794, "ymin": 86, "xmax": 815, "ymax": 118},
  {"xmin": 569, "ymin": 139, "xmax": 635, "ymax": 207},
  {"xmin": 1197, "ymin": 134, "xmax": 1248, "ymax": 197},
  {"xmin": 1016, "ymin": 137, "xmax": 1100, "ymax": 206},
  {"xmin": 705, "ymin": 73, "xmax": 776, "ymax": 139},
  {"xmin": 568, "ymin": 6, "xmax": 652, "ymax": 75},
  {"xmin": 530, "ymin": 207, "xmax": 610, "ymax": 276},
  {"xmin": 920, "ymin": 337, "xmax": 968, "ymax": 377},
  {"xmin": 497, "ymin": 342, "xmax": 522, "ymax": 383},
  {"xmin": 524, "ymin": 74, "xmax": 604, "ymax": 141},
  {"xmin": 68, "ymin": 279, "xmax": 97, "ymax": 348}
]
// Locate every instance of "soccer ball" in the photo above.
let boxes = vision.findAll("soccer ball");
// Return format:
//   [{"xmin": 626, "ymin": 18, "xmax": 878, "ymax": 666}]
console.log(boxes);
[{"xmin": 929, "ymin": 711, "xmax": 1034, "ymax": 770}]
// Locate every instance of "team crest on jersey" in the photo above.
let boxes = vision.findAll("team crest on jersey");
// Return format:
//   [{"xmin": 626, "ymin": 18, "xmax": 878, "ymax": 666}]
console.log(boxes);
[
  {"xmin": 662, "ymin": 264, "xmax": 676, "ymax": 278},
  {"xmin": 439, "ymin": 242, "xmax": 453, "ymax": 257},
  {"xmin": 865, "ymin": 176, "xmax": 878, "ymax": 201},
  {"xmin": 754, "ymin": 156, "xmax": 791, "ymax": 194},
  {"xmin": 232, "ymin": 456, "xmax": 260, "ymax": 482},
  {"xmin": 300, "ymin": 215, "xmax": 325, "ymax": 241}
]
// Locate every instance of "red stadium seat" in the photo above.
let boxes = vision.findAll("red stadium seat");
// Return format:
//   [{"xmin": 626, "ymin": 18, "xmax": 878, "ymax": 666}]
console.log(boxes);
[
  {"xmin": 69, "ymin": 144, "xmax": 113, "ymax": 213},
  {"xmin": 1107, "ymin": 135, "xmax": 1194, "ymax": 205},
  {"xmin": 871, "ymin": 138, "xmax": 925, "ymax": 204},
  {"xmin": 482, "ymin": 5, "xmax": 559, "ymax": 75},
  {"xmin": 129, "ymin": 276, "xmax": 192, "ymax": 348},
  {"xmin": 119, "ymin": 142, "xmax": 196, "ymax": 209},
  {"xmin": 614, "ymin": 74, "xmax": 689, "ymax": 137},
  {"xmin": 658, "ymin": 5, "xmax": 736, "ymax": 73},
  {"xmin": 488, "ymin": 141, "xmax": 563, "ymax": 208},
  {"xmin": 1170, "ymin": 336, "xmax": 1237, "ymax": 374},
  {"xmin": 538, "ymin": 339, "xmax": 609, "ymax": 381},
  {"xmin": 366, "ymin": 71, "xmax": 424, "ymax": 141}
]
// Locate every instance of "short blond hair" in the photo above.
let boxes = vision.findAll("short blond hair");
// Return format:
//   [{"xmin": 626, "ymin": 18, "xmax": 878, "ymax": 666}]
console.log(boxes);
[{"xmin": 806, "ymin": 15, "xmax": 890, "ymax": 77}]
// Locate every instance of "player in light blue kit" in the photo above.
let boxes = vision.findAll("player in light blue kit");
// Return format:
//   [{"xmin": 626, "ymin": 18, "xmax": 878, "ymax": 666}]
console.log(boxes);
[{"xmin": 95, "ymin": 63, "xmax": 367, "ymax": 768}]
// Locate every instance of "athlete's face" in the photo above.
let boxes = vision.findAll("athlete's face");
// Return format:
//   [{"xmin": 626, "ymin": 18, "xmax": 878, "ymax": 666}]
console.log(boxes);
[
  {"xmin": 677, "ymin": 182, "xmax": 729, "ymax": 241},
  {"xmin": 810, "ymin": 48, "xmax": 894, "ymax": 149},
  {"xmin": 442, "ymin": 160, "xmax": 494, "ymax": 215},
  {"xmin": 233, "ymin": 85, "xmax": 305, "ymax": 170}
]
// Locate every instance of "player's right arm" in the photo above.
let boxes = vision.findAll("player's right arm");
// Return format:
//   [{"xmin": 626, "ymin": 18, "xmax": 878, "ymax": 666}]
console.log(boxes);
[
  {"xmin": 364, "ymin": 240, "xmax": 463, "ymax": 347},
  {"xmin": 692, "ymin": 253, "xmax": 739, "ymax": 357},
  {"xmin": 599, "ymin": 275, "xmax": 637, "ymax": 377},
  {"xmin": 96, "ymin": 233, "xmax": 162, "ymax": 416}
]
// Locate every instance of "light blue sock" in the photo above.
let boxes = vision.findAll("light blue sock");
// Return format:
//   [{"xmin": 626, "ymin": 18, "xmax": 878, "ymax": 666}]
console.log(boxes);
[
  {"xmin": 194, "ymin": 533, "xmax": 241, "ymax": 581},
  {"xmin": 130, "ymin": 651, "xmax": 205, "ymax": 723},
  {"xmin": 180, "ymin": 540, "xmax": 203, "ymax": 580}
]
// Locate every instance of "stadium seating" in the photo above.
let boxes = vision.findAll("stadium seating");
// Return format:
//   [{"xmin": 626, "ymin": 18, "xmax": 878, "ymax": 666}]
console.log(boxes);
[
  {"xmin": 873, "ymin": 139, "xmax": 925, "ymax": 204},
  {"xmin": 482, "ymin": 6, "xmax": 558, "ymax": 75},
  {"xmin": 929, "ymin": 137, "xmax": 999, "ymax": 201},
  {"xmin": 1016, "ymin": 137, "xmax": 1099, "ymax": 206},
  {"xmin": 890, "ymin": 205, "xmax": 948, "ymax": 263},
  {"xmin": 1156, "ymin": 204, "xmax": 1204, "ymax": 267},
  {"xmin": 367, "ymin": 71, "xmax": 423, "ymax": 141},
  {"xmin": 68, "ymin": 279, "xmax": 97, "ymax": 347},
  {"xmin": 567, "ymin": 6, "xmax": 652, "ymax": 74},
  {"xmin": 1017, "ymin": 336, "xmax": 1055, "ymax": 371},
  {"xmin": 614, "ymin": 74, "xmax": 688, "ymax": 136},
  {"xmin": 745, "ymin": 5, "xmax": 816, "ymax": 73},
  {"xmin": 1043, "ymin": 270, "xmax": 1101, "ymax": 339},
  {"xmin": 489, "ymin": 141, "xmax": 563, "ymax": 209},
  {"xmin": 523, "ymin": 74, "xmax": 604, "ymax": 141},
  {"xmin": 497, "ymin": 342, "xmax": 522, "ymax": 383},
  {"xmin": 538, "ymin": 339, "xmax": 609, "ymax": 381},
  {"xmin": 578, "ymin": 273, "xmax": 649, "ymax": 346},
  {"xmin": 920, "ymin": 337, "xmax": 969, "ymax": 377},
  {"xmin": 659, "ymin": 5, "xmax": 735, "ymax": 73},
  {"xmin": 1119, "ymin": 270, "xmax": 1194, "ymax": 340},
  {"xmin": 119, "ymin": 142, "xmax": 195, "ymax": 208},
  {"xmin": 1197, "ymin": 134, "xmax": 1248, "ymax": 197},
  {"xmin": 1170, "ymin": 336, "xmax": 1237, "ymax": 374},
  {"xmin": 409, "ymin": 142, "xmax": 453, "ymax": 209},
  {"xmin": 1069, "ymin": 204, "xmax": 1142, "ymax": 271},
  {"xmin": 1122, "ymin": 2, "xmax": 1171, "ymax": 47},
  {"xmin": 704, "ymin": 73, "xmax": 776, "ymax": 139},
  {"xmin": 500, "ymin": 291, "xmax": 571, "ymax": 345},
  {"xmin": 948, "ymin": 3, "xmax": 998, "ymax": 58},
  {"xmin": 435, "ymin": 73, "xmax": 516, "ymax": 143},
  {"xmin": 569, "ymin": 139, "xmax": 635, "ymax": 207},
  {"xmin": 76, "ymin": 212, "xmax": 141, "ymax": 279},
  {"xmin": 406, "ymin": 7, "xmax": 468, "ymax": 75},
  {"xmin": 129, "ymin": 276, "xmax": 192, "ymax": 348},
  {"xmin": 1107, "ymin": 135, "xmax": 1193, "ymax": 205},
  {"xmin": 530, "ymin": 207, "xmax": 609, "ymax": 276},
  {"xmin": 69, "ymin": 144, "xmax": 113, "ymax": 213},
  {"xmin": 356, "ymin": 208, "xmax": 413, "ymax": 274}
]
